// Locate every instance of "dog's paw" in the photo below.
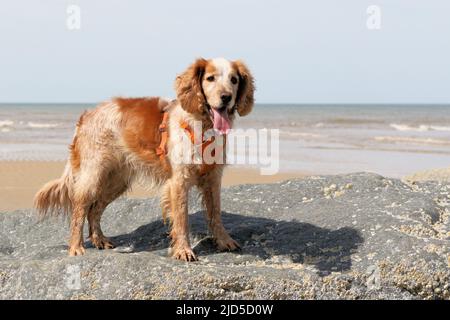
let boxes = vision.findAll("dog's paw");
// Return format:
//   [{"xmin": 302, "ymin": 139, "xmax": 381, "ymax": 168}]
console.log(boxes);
[
  {"xmin": 90, "ymin": 235, "xmax": 115, "ymax": 250},
  {"xmin": 68, "ymin": 245, "xmax": 86, "ymax": 256},
  {"xmin": 172, "ymin": 246, "xmax": 198, "ymax": 262},
  {"xmin": 216, "ymin": 237, "xmax": 241, "ymax": 252}
]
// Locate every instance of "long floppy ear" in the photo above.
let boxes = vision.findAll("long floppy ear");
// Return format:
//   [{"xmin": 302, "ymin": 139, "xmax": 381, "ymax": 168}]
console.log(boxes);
[
  {"xmin": 174, "ymin": 58, "xmax": 208, "ymax": 114},
  {"xmin": 234, "ymin": 60, "xmax": 255, "ymax": 117}
]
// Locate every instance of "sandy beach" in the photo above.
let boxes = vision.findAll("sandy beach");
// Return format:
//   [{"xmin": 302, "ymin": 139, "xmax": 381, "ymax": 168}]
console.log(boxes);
[
  {"xmin": 0, "ymin": 161, "xmax": 305, "ymax": 211},
  {"xmin": 1, "ymin": 160, "xmax": 449, "ymax": 211},
  {"xmin": 403, "ymin": 166, "xmax": 450, "ymax": 183}
]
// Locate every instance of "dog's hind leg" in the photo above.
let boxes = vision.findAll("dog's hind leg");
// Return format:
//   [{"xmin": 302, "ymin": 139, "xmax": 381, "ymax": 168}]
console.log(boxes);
[
  {"xmin": 87, "ymin": 177, "xmax": 128, "ymax": 250},
  {"xmin": 68, "ymin": 165, "xmax": 117, "ymax": 256},
  {"xmin": 68, "ymin": 194, "xmax": 90, "ymax": 256},
  {"xmin": 87, "ymin": 200, "xmax": 114, "ymax": 250}
]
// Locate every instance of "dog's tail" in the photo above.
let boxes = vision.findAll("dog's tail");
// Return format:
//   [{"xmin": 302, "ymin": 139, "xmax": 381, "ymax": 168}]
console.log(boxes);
[{"xmin": 34, "ymin": 163, "xmax": 73, "ymax": 218}]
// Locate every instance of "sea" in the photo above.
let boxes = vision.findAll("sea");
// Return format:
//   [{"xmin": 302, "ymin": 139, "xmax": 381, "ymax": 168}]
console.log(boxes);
[{"xmin": 1, "ymin": 103, "xmax": 449, "ymax": 178}]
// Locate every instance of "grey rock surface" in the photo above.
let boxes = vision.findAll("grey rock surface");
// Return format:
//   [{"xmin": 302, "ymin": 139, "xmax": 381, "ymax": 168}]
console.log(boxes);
[{"xmin": 1, "ymin": 172, "xmax": 449, "ymax": 299}]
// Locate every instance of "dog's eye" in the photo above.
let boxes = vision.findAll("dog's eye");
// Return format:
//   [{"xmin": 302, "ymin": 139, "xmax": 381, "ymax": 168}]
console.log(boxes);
[
  {"xmin": 206, "ymin": 76, "xmax": 215, "ymax": 82},
  {"xmin": 230, "ymin": 76, "xmax": 238, "ymax": 85}
]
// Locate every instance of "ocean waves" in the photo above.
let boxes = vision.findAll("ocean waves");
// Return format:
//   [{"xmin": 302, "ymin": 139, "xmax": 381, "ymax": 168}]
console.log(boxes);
[
  {"xmin": 374, "ymin": 136, "xmax": 450, "ymax": 146},
  {"xmin": 390, "ymin": 123, "xmax": 450, "ymax": 132},
  {"xmin": 0, "ymin": 120, "xmax": 14, "ymax": 128},
  {"xmin": 1, "ymin": 104, "xmax": 450, "ymax": 163},
  {"xmin": 27, "ymin": 122, "xmax": 60, "ymax": 129},
  {"xmin": 0, "ymin": 120, "xmax": 61, "ymax": 131}
]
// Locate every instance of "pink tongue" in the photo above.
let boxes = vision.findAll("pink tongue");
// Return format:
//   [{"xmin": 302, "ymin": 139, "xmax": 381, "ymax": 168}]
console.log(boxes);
[{"xmin": 211, "ymin": 108, "xmax": 231, "ymax": 134}]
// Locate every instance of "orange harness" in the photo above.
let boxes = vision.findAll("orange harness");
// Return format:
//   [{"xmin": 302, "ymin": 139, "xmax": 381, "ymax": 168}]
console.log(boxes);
[
  {"xmin": 156, "ymin": 112, "xmax": 225, "ymax": 175},
  {"xmin": 156, "ymin": 112, "xmax": 170, "ymax": 159}
]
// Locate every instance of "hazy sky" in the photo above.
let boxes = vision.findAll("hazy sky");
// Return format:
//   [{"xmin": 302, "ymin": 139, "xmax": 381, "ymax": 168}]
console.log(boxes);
[{"xmin": 1, "ymin": 0, "xmax": 449, "ymax": 104}]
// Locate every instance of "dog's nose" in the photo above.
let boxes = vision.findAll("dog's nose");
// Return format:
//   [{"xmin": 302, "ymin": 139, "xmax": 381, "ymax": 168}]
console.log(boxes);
[{"xmin": 221, "ymin": 94, "xmax": 232, "ymax": 105}]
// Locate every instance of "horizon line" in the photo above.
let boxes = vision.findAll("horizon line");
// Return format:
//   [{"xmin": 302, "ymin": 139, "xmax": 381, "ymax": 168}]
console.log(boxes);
[{"xmin": 1, "ymin": 101, "xmax": 450, "ymax": 106}]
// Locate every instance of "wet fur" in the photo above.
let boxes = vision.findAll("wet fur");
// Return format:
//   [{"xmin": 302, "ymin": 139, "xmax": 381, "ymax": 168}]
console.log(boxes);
[{"xmin": 34, "ymin": 58, "xmax": 254, "ymax": 261}]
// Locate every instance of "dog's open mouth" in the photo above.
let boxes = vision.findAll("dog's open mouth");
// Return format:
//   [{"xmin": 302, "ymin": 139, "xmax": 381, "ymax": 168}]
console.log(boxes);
[{"xmin": 207, "ymin": 105, "xmax": 231, "ymax": 135}]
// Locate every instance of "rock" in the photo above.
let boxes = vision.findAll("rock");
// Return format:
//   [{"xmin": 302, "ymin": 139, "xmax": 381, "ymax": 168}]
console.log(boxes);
[{"xmin": 0, "ymin": 172, "xmax": 449, "ymax": 299}]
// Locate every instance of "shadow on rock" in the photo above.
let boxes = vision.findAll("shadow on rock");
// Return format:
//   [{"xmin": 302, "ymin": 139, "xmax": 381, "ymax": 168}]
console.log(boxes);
[{"xmin": 109, "ymin": 211, "xmax": 363, "ymax": 276}]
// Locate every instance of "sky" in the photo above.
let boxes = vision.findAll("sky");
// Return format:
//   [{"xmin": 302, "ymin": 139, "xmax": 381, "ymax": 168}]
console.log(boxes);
[{"xmin": 0, "ymin": 0, "xmax": 449, "ymax": 104}]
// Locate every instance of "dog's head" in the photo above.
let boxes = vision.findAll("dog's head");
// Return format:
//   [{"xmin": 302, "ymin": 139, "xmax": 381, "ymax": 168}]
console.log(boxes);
[{"xmin": 175, "ymin": 57, "xmax": 255, "ymax": 134}]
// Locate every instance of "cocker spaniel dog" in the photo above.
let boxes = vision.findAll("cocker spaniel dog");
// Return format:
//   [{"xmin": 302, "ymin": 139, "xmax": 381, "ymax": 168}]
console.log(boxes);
[{"xmin": 34, "ymin": 57, "xmax": 255, "ymax": 261}]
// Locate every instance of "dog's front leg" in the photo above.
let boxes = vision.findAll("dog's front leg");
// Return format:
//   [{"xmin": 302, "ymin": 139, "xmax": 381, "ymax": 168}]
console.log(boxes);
[
  {"xmin": 200, "ymin": 171, "xmax": 240, "ymax": 252},
  {"xmin": 168, "ymin": 175, "xmax": 197, "ymax": 261}
]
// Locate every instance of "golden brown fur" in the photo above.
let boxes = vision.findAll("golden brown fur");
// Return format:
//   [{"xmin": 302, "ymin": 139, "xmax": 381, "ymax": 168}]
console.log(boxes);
[{"xmin": 34, "ymin": 58, "xmax": 254, "ymax": 261}]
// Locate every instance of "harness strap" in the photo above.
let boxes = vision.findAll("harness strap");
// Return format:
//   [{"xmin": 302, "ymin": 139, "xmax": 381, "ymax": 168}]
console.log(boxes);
[
  {"xmin": 179, "ymin": 121, "xmax": 196, "ymax": 144},
  {"xmin": 180, "ymin": 121, "xmax": 218, "ymax": 175},
  {"xmin": 156, "ymin": 112, "xmax": 169, "ymax": 160},
  {"xmin": 157, "ymin": 112, "xmax": 225, "ymax": 175},
  {"xmin": 179, "ymin": 120, "xmax": 215, "ymax": 153}
]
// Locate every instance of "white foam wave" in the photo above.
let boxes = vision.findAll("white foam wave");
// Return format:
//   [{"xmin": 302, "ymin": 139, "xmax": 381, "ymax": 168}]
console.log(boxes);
[
  {"xmin": 430, "ymin": 125, "xmax": 450, "ymax": 132},
  {"xmin": 390, "ymin": 123, "xmax": 450, "ymax": 132},
  {"xmin": 375, "ymin": 136, "xmax": 450, "ymax": 145},
  {"xmin": 0, "ymin": 120, "xmax": 14, "ymax": 128},
  {"xmin": 282, "ymin": 131, "xmax": 324, "ymax": 139},
  {"xmin": 27, "ymin": 122, "xmax": 60, "ymax": 129}
]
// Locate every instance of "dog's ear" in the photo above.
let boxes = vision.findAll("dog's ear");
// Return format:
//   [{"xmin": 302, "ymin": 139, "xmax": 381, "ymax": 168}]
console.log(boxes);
[
  {"xmin": 234, "ymin": 60, "xmax": 255, "ymax": 117},
  {"xmin": 174, "ymin": 58, "xmax": 208, "ymax": 114}
]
